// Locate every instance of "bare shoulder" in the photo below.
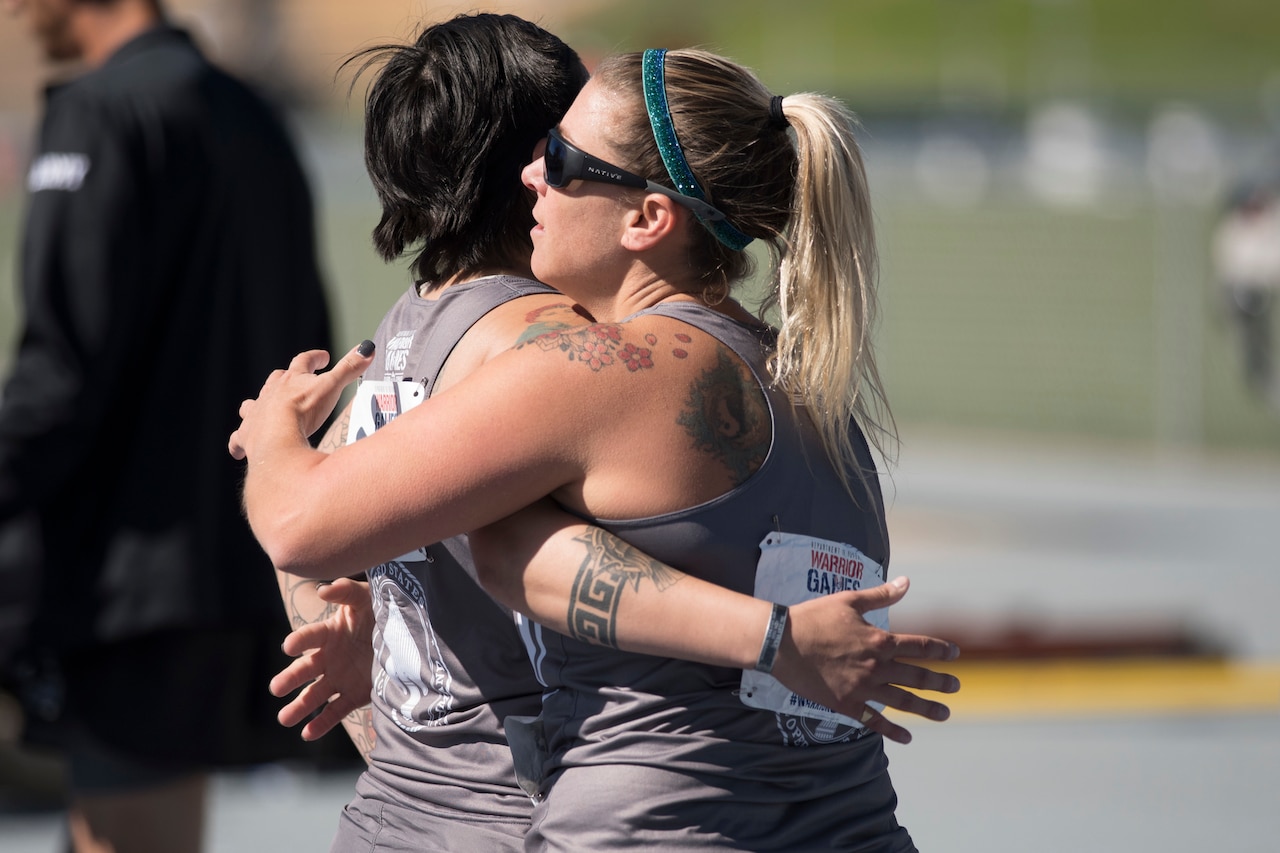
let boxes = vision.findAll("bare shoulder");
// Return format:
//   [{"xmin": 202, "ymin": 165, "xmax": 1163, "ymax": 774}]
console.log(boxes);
[
  {"xmin": 511, "ymin": 312, "xmax": 772, "ymax": 487},
  {"xmin": 511, "ymin": 312, "xmax": 715, "ymax": 376},
  {"xmin": 437, "ymin": 293, "xmax": 583, "ymax": 393},
  {"xmin": 441, "ymin": 310, "xmax": 772, "ymax": 508},
  {"xmin": 475, "ymin": 293, "xmax": 586, "ymax": 355},
  {"xmin": 637, "ymin": 316, "xmax": 772, "ymax": 486},
  {"xmin": 464, "ymin": 313, "xmax": 696, "ymax": 408},
  {"xmin": 506, "ymin": 312, "xmax": 761, "ymax": 390}
]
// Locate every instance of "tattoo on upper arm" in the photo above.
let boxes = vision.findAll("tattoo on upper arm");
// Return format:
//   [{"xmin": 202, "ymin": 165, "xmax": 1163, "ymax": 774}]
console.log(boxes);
[
  {"xmin": 677, "ymin": 347, "xmax": 770, "ymax": 484},
  {"xmin": 515, "ymin": 303, "xmax": 582, "ymax": 346},
  {"xmin": 565, "ymin": 528, "xmax": 682, "ymax": 648},
  {"xmin": 518, "ymin": 323, "xmax": 655, "ymax": 372}
]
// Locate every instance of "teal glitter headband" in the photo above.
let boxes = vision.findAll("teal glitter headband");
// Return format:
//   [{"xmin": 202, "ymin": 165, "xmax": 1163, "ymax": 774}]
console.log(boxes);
[{"xmin": 641, "ymin": 48, "xmax": 754, "ymax": 251}]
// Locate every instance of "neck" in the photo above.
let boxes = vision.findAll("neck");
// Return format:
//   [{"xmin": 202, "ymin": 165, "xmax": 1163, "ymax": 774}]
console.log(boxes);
[
  {"xmin": 74, "ymin": 0, "xmax": 162, "ymax": 68},
  {"xmin": 572, "ymin": 268, "xmax": 697, "ymax": 324},
  {"xmin": 549, "ymin": 227, "xmax": 712, "ymax": 322},
  {"xmin": 419, "ymin": 264, "xmax": 537, "ymax": 297}
]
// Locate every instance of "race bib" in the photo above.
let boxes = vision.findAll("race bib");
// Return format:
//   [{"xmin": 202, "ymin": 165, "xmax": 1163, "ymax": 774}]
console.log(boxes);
[
  {"xmin": 739, "ymin": 531, "xmax": 887, "ymax": 727},
  {"xmin": 348, "ymin": 379, "xmax": 428, "ymax": 563},
  {"xmin": 348, "ymin": 379, "xmax": 425, "ymax": 442}
]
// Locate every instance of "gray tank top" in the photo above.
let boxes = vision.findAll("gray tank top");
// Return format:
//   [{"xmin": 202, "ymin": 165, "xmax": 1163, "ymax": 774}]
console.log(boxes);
[
  {"xmin": 523, "ymin": 301, "xmax": 914, "ymax": 852},
  {"xmin": 333, "ymin": 276, "xmax": 554, "ymax": 851}
]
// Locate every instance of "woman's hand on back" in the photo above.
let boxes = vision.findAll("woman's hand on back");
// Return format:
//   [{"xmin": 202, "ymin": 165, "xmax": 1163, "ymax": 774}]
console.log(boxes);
[{"xmin": 772, "ymin": 577, "xmax": 961, "ymax": 744}]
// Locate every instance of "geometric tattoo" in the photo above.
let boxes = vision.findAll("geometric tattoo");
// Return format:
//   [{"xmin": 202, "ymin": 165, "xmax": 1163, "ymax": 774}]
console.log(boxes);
[{"xmin": 565, "ymin": 528, "xmax": 682, "ymax": 648}]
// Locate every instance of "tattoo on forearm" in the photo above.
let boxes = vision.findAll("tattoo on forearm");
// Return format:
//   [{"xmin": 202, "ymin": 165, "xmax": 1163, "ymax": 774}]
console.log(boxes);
[
  {"xmin": 284, "ymin": 577, "xmax": 339, "ymax": 629},
  {"xmin": 316, "ymin": 406, "xmax": 351, "ymax": 453},
  {"xmin": 677, "ymin": 347, "xmax": 769, "ymax": 483},
  {"xmin": 344, "ymin": 706, "xmax": 376, "ymax": 764},
  {"xmin": 565, "ymin": 528, "xmax": 682, "ymax": 648}
]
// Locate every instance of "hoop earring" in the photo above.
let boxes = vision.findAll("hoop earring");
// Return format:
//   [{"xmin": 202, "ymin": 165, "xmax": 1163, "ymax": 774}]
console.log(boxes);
[{"xmin": 701, "ymin": 278, "xmax": 730, "ymax": 306}]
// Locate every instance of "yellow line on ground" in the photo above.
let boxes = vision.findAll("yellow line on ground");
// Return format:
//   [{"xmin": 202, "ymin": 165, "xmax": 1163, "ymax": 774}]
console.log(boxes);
[{"xmin": 926, "ymin": 658, "xmax": 1280, "ymax": 720}]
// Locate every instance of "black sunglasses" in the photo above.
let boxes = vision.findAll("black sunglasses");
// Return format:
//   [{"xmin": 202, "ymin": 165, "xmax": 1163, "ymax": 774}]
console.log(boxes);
[{"xmin": 543, "ymin": 128, "xmax": 728, "ymax": 223}]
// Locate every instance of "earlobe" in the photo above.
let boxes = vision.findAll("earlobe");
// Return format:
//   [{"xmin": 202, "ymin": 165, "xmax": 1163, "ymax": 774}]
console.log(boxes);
[{"xmin": 621, "ymin": 194, "xmax": 681, "ymax": 252}]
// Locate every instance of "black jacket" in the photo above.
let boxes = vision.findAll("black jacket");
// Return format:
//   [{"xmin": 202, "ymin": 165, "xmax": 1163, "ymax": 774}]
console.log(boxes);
[{"xmin": 0, "ymin": 26, "xmax": 333, "ymax": 659}]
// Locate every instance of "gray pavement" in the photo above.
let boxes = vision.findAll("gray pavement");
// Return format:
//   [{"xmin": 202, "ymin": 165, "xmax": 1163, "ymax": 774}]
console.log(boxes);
[
  {"xmin": 893, "ymin": 714, "xmax": 1280, "ymax": 853},
  {"xmin": 0, "ymin": 764, "xmax": 358, "ymax": 852},
  {"xmin": 886, "ymin": 432, "xmax": 1280, "ymax": 851},
  {"xmin": 2, "ymin": 431, "xmax": 1278, "ymax": 852},
  {"xmin": 886, "ymin": 430, "xmax": 1280, "ymax": 661}
]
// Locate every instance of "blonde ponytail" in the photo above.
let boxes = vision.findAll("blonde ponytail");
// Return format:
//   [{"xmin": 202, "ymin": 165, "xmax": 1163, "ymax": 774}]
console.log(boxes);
[{"xmin": 770, "ymin": 94, "xmax": 896, "ymax": 490}]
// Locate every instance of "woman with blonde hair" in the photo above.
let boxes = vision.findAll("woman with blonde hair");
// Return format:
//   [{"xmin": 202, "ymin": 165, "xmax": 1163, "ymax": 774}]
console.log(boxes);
[{"xmin": 234, "ymin": 46, "xmax": 942, "ymax": 851}]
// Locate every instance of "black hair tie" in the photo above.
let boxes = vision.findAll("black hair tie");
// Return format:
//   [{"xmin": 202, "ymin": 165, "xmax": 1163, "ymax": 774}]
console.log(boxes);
[{"xmin": 768, "ymin": 95, "xmax": 789, "ymax": 129}]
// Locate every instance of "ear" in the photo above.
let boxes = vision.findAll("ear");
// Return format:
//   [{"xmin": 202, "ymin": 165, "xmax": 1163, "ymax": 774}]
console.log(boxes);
[{"xmin": 620, "ymin": 193, "xmax": 682, "ymax": 252}]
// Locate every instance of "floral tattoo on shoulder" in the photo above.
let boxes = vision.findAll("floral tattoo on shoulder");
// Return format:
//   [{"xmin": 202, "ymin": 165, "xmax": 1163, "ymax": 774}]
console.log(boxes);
[{"xmin": 519, "ymin": 324, "xmax": 664, "ymax": 372}]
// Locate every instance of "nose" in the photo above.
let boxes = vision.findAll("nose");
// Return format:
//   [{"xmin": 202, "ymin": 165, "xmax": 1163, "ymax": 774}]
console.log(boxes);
[{"xmin": 522, "ymin": 146, "xmax": 547, "ymax": 194}]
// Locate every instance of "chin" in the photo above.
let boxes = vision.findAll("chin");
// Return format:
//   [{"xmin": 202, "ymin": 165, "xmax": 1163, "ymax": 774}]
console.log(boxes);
[{"xmin": 530, "ymin": 255, "xmax": 550, "ymax": 285}]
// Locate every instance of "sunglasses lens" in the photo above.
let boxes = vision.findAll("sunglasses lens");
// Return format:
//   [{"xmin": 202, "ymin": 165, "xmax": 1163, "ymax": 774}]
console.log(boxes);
[{"xmin": 544, "ymin": 135, "xmax": 566, "ymax": 187}]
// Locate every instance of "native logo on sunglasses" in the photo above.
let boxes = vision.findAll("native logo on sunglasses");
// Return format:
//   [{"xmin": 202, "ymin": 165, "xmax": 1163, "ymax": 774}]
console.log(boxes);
[{"xmin": 586, "ymin": 165, "xmax": 625, "ymax": 182}]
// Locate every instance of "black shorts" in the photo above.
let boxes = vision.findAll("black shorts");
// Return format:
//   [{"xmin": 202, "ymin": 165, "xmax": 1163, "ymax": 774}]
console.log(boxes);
[{"xmin": 21, "ymin": 625, "xmax": 314, "ymax": 782}]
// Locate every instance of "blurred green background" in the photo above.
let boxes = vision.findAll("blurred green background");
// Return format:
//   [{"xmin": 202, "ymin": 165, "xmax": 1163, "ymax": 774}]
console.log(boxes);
[
  {"xmin": 2, "ymin": 0, "xmax": 1278, "ymax": 452},
  {"xmin": 566, "ymin": 0, "xmax": 1280, "ymax": 113},
  {"xmin": 559, "ymin": 0, "xmax": 1280, "ymax": 451}
]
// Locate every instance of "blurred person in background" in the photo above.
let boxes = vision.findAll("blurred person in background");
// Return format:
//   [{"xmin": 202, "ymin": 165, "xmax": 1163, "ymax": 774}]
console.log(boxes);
[
  {"xmin": 0, "ymin": 1, "xmax": 333, "ymax": 851},
  {"xmin": 1212, "ymin": 181, "xmax": 1280, "ymax": 404}
]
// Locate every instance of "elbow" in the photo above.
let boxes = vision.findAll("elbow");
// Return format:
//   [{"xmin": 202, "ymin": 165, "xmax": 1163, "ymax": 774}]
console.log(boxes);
[
  {"xmin": 242, "ymin": 465, "xmax": 343, "ymax": 578},
  {"xmin": 258, "ymin": 534, "xmax": 311, "ymax": 578},
  {"xmin": 247, "ymin": 507, "xmax": 331, "ymax": 579},
  {"xmin": 251, "ymin": 523, "xmax": 304, "ymax": 577}
]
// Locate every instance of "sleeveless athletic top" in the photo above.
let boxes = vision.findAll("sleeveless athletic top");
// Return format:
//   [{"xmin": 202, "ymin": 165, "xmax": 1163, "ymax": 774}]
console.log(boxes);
[
  {"xmin": 331, "ymin": 276, "xmax": 554, "ymax": 852},
  {"xmin": 522, "ymin": 301, "xmax": 914, "ymax": 852}
]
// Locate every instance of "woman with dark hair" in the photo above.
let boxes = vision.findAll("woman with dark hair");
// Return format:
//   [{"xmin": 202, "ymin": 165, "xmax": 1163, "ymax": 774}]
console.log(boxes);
[
  {"xmin": 273, "ymin": 14, "xmax": 588, "ymax": 851},
  {"xmin": 241, "ymin": 42, "xmax": 959, "ymax": 852}
]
